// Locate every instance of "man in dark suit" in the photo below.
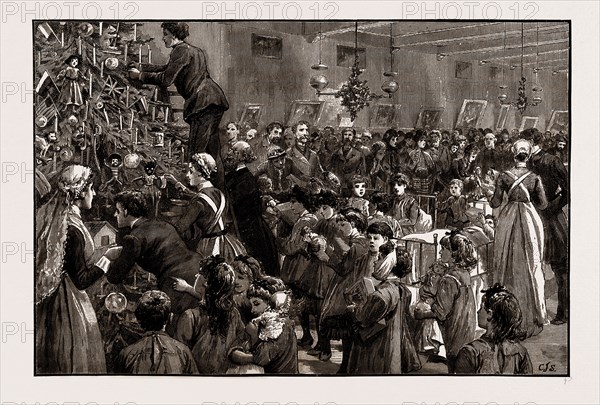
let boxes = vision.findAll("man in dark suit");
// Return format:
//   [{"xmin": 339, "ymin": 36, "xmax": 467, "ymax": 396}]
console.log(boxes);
[
  {"xmin": 528, "ymin": 132, "xmax": 570, "ymax": 325},
  {"xmin": 329, "ymin": 127, "xmax": 367, "ymax": 188},
  {"xmin": 254, "ymin": 145, "xmax": 309, "ymax": 194},
  {"xmin": 129, "ymin": 22, "xmax": 229, "ymax": 186},
  {"xmin": 106, "ymin": 191, "xmax": 203, "ymax": 329}
]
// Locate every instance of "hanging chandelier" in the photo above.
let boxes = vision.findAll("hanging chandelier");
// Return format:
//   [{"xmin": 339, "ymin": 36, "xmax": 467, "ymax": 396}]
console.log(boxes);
[
  {"xmin": 381, "ymin": 23, "xmax": 399, "ymax": 96},
  {"xmin": 335, "ymin": 22, "xmax": 382, "ymax": 121},
  {"xmin": 309, "ymin": 23, "xmax": 329, "ymax": 92}
]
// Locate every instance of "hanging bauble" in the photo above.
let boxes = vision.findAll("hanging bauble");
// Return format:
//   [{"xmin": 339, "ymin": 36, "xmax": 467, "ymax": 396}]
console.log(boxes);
[
  {"xmin": 532, "ymin": 95, "xmax": 543, "ymax": 105},
  {"xmin": 105, "ymin": 292, "xmax": 127, "ymax": 314},
  {"xmin": 67, "ymin": 114, "xmax": 78, "ymax": 126},
  {"xmin": 105, "ymin": 57, "xmax": 119, "ymax": 70},
  {"xmin": 53, "ymin": 145, "xmax": 61, "ymax": 152},
  {"xmin": 78, "ymin": 22, "xmax": 94, "ymax": 37},
  {"xmin": 95, "ymin": 100, "xmax": 104, "ymax": 109},
  {"xmin": 498, "ymin": 94, "xmax": 508, "ymax": 103},
  {"xmin": 123, "ymin": 152, "xmax": 141, "ymax": 169},
  {"xmin": 59, "ymin": 146, "xmax": 74, "ymax": 161},
  {"xmin": 35, "ymin": 115, "xmax": 48, "ymax": 128}
]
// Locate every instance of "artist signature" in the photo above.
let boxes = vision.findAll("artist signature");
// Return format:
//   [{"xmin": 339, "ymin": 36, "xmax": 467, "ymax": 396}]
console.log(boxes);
[{"xmin": 538, "ymin": 362, "xmax": 556, "ymax": 372}]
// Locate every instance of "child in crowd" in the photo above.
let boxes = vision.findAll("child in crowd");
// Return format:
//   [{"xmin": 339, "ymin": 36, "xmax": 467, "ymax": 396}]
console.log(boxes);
[
  {"xmin": 347, "ymin": 174, "xmax": 370, "ymax": 217},
  {"xmin": 437, "ymin": 179, "xmax": 470, "ymax": 229},
  {"xmin": 174, "ymin": 256, "xmax": 246, "ymax": 374},
  {"xmin": 116, "ymin": 290, "xmax": 198, "ymax": 374},
  {"xmin": 414, "ymin": 231, "xmax": 477, "ymax": 373},
  {"xmin": 347, "ymin": 246, "xmax": 421, "ymax": 374},
  {"xmin": 414, "ymin": 260, "xmax": 449, "ymax": 354},
  {"xmin": 455, "ymin": 283, "xmax": 533, "ymax": 374},
  {"xmin": 229, "ymin": 279, "xmax": 298, "ymax": 374}
]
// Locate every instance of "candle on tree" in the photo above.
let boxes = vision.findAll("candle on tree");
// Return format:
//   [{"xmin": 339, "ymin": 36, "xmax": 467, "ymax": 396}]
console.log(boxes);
[
  {"xmin": 138, "ymin": 45, "xmax": 142, "ymax": 64},
  {"xmin": 92, "ymin": 44, "xmax": 96, "ymax": 65},
  {"xmin": 104, "ymin": 109, "xmax": 110, "ymax": 124},
  {"xmin": 151, "ymin": 105, "xmax": 156, "ymax": 121},
  {"xmin": 61, "ymin": 32, "xmax": 64, "ymax": 48},
  {"xmin": 124, "ymin": 43, "xmax": 128, "ymax": 64},
  {"xmin": 147, "ymin": 44, "xmax": 152, "ymax": 64},
  {"xmin": 89, "ymin": 73, "xmax": 93, "ymax": 99},
  {"xmin": 125, "ymin": 85, "xmax": 129, "ymax": 107},
  {"xmin": 134, "ymin": 128, "xmax": 138, "ymax": 144},
  {"xmin": 164, "ymin": 107, "xmax": 169, "ymax": 124},
  {"xmin": 54, "ymin": 113, "xmax": 58, "ymax": 132},
  {"xmin": 100, "ymin": 60, "xmax": 104, "ymax": 78},
  {"xmin": 168, "ymin": 139, "xmax": 172, "ymax": 158},
  {"xmin": 133, "ymin": 23, "xmax": 137, "ymax": 41},
  {"xmin": 99, "ymin": 22, "xmax": 103, "ymax": 35},
  {"xmin": 77, "ymin": 36, "xmax": 82, "ymax": 54},
  {"xmin": 129, "ymin": 111, "xmax": 134, "ymax": 129},
  {"xmin": 119, "ymin": 112, "xmax": 123, "ymax": 130}
]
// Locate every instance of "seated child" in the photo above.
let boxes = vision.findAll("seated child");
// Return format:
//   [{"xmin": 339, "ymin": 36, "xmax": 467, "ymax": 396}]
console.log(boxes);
[
  {"xmin": 455, "ymin": 283, "xmax": 533, "ymax": 374},
  {"xmin": 116, "ymin": 290, "xmax": 198, "ymax": 374},
  {"xmin": 437, "ymin": 179, "xmax": 470, "ymax": 229},
  {"xmin": 414, "ymin": 260, "xmax": 449, "ymax": 354},
  {"xmin": 229, "ymin": 279, "xmax": 298, "ymax": 374}
]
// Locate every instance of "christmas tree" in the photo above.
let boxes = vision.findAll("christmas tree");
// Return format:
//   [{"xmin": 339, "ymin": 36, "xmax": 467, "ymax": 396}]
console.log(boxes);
[{"xmin": 34, "ymin": 21, "xmax": 188, "ymax": 205}]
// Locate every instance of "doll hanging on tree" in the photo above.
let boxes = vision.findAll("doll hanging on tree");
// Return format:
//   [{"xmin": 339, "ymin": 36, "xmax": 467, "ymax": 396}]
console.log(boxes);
[
  {"xmin": 132, "ymin": 161, "xmax": 167, "ymax": 218},
  {"xmin": 57, "ymin": 55, "xmax": 87, "ymax": 111}
]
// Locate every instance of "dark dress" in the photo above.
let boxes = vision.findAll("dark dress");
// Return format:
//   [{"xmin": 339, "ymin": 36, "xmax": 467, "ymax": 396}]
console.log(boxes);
[
  {"xmin": 174, "ymin": 184, "xmax": 246, "ymax": 261},
  {"xmin": 174, "ymin": 305, "xmax": 246, "ymax": 374},
  {"xmin": 430, "ymin": 268, "xmax": 477, "ymax": 372},
  {"xmin": 36, "ymin": 223, "xmax": 106, "ymax": 374},
  {"xmin": 348, "ymin": 279, "xmax": 421, "ymax": 374},
  {"xmin": 225, "ymin": 166, "xmax": 280, "ymax": 277},
  {"xmin": 251, "ymin": 318, "xmax": 299, "ymax": 374},
  {"xmin": 455, "ymin": 337, "xmax": 533, "ymax": 374},
  {"xmin": 116, "ymin": 331, "xmax": 198, "ymax": 374},
  {"xmin": 528, "ymin": 149, "xmax": 569, "ymax": 321}
]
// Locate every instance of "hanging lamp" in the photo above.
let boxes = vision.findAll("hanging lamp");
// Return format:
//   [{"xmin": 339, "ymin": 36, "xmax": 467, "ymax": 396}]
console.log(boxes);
[
  {"xmin": 381, "ymin": 23, "xmax": 399, "ymax": 96},
  {"xmin": 309, "ymin": 23, "xmax": 329, "ymax": 91}
]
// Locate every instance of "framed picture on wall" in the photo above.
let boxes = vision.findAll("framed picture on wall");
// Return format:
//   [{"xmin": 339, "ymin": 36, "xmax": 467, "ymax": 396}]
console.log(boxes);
[
  {"xmin": 456, "ymin": 99, "xmax": 487, "ymax": 129},
  {"xmin": 239, "ymin": 103, "xmax": 263, "ymax": 128},
  {"xmin": 318, "ymin": 99, "xmax": 349, "ymax": 128},
  {"xmin": 496, "ymin": 104, "xmax": 511, "ymax": 130},
  {"xmin": 287, "ymin": 100, "xmax": 325, "ymax": 126},
  {"xmin": 415, "ymin": 107, "xmax": 444, "ymax": 129},
  {"xmin": 251, "ymin": 34, "xmax": 282, "ymax": 59},
  {"xmin": 455, "ymin": 61, "xmax": 472, "ymax": 79},
  {"xmin": 370, "ymin": 104, "xmax": 400, "ymax": 128},
  {"xmin": 546, "ymin": 110, "xmax": 569, "ymax": 133},
  {"xmin": 337, "ymin": 45, "xmax": 366, "ymax": 68},
  {"xmin": 519, "ymin": 116, "xmax": 539, "ymax": 132}
]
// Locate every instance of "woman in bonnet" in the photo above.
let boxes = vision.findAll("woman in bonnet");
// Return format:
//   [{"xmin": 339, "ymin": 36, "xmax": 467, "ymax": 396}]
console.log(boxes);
[
  {"xmin": 490, "ymin": 139, "xmax": 548, "ymax": 338},
  {"xmin": 170, "ymin": 152, "xmax": 246, "ymax": 261},
  {"xmin": 36, "ymin": 165, "xmax": 110, "ymax": 374}
]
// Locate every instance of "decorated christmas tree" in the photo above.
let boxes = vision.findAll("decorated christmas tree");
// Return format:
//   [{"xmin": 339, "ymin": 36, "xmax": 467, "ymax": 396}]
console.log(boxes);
[{"xmin": 34, "ymin": 21, "xmax": 189, "ymax": 209}]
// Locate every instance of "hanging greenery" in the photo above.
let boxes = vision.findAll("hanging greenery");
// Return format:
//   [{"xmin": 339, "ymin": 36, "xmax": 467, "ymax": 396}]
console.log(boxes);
[
  {"xmin": 335, "ymin": 59, "xmax": 376, "ymax": 121},
  {"xmin": 517, "ymin": 76, "xmax": 528, "ymax": 114}
]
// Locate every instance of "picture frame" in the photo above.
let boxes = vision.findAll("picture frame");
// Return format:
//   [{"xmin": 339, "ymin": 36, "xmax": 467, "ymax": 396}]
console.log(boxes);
[
  {"xmin": 370, "ymin": 104, "xmax": 401, "ymax": 128},
  {"xmin": 239, "ymin": 103, "xmax": 263, "ymax": 128},
  {"xmin": 318, "ymin": 99, "xmax": 350, "ymax": 128},
  {"xmin": 251, "ymin": 33, "xmax": 282, "ymax": 59},
  {"xmin": 496, "ymin": 104, "xmax": 511, "ymax": 130},
  {"xmin": 519, "ymin": 116, "xmax": 539, "ymax": 132},
  {"xmin": 415, "ymin": 107, "xmax": 444, "ymax": 129},
  {"xmin": 337, "ymin": 44, "xmax": 366, "ymax": 68},
  {"xmin": 455, "ymin": 99, "xmax": 488, "ymax": 129},
  {"xmin": 287, "ymin": 100, "xmax": 325, "ymax": 127},
  {"xmin": 546, "ymin": 110, "xmax": 569, "ymax": 133},
  {"xmin": 455, "ymin": 61, "xmax": 473, "ymax": 79}
]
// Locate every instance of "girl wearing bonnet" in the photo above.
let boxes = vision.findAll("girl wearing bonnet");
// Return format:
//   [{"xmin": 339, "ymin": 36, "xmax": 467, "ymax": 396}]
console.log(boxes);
[
  {"xmin": 36, "ymin": 165, "xmax": 110, "ymax": 374},
  {"xmin": 490, "ymin": 139, "xmax": 548, "ymax": 338},
  {"xmin": 169, "ymin": 152, "xmax": 246, "ymax": 262}
]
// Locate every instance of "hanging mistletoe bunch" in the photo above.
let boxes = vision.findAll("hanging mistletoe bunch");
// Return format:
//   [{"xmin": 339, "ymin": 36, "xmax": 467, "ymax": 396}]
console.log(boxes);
[
  {"xmin": 335, "ymin": 58, "xmax": 376, "ymax": 122},
  {"xmin": 517, "ymin": 76, "xmax": 528, "ymax": 114}
]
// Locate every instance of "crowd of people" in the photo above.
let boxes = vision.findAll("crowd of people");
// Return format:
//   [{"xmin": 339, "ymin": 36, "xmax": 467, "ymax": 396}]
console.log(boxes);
[{"xmin": 35, "ymin": 120, "xmax": 569, "ymax": 375}]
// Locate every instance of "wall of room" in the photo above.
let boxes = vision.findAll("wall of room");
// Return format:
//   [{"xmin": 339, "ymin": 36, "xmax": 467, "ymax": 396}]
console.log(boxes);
[{"xmin": 142, "ymin": 22, "xmax": 568, "ymax": 133}]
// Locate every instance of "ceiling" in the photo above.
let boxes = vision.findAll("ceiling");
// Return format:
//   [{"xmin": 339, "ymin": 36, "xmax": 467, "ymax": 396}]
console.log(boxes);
[{"xmin": 300, "ymin": 21, "xmax": 570, "ymax": 72}]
